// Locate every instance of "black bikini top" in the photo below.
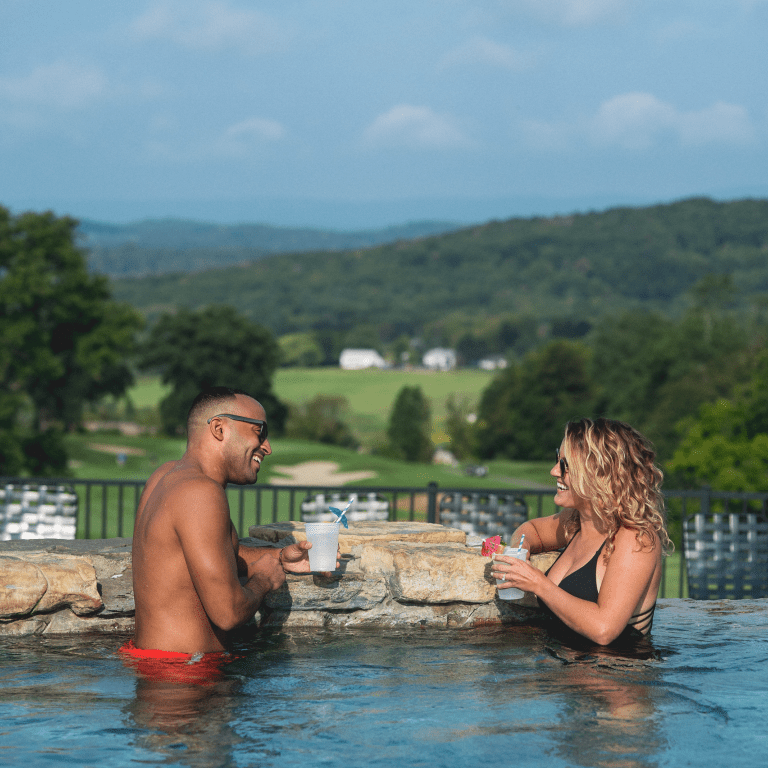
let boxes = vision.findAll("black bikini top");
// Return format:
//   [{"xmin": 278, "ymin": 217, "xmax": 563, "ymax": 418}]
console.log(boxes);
[
  {"xmin": 543, "ymin": 538, "xmax": 656, "ymax": 634},
  {"xmin": 546, "ymin": 540, "xmax": 605, "ymax": 603}
]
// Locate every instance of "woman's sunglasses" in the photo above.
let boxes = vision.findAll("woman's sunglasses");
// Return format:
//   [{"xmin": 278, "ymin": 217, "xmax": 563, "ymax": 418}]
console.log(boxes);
[{"xmin": 556, "ymin": 448, "xmax": 568, "ymax": 478}]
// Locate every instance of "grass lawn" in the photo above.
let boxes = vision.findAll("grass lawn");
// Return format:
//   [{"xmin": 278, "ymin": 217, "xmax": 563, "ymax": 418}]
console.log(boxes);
[
  {"xmin": 64, "ymin": 432, "xmax": 554, "ymax": 489},
  {"xmin": 273, "ymin": 366, "xmax": 495, "ymax": 443},
  {"xmin": 125, "ymin": 367, "xmax": 496, "ymax": 448},
  {"xmin": 661, "ymin": 552, "xmax": 687, "ymax": 599},
  {"xmin": 65, "ymin": 431, "xmax": 185, "ymax": 482},
  {"xmin": 71, "ymin": 366, "xmax": 552, "ymax": 540},
  {"xmin": 84, "ymin": 372, "xmax": 690, "ymax": 596}
]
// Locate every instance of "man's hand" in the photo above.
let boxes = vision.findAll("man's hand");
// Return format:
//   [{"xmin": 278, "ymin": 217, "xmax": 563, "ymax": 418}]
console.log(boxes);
[
  {"xmin": 237, "ymin": 541, "xmax": 341, "ymax": 580},
  {"xmin": 281, "ymin": 541, "xmax": 341, "ymax": 575},
  {"xmin": 243, "ymin": 549, "xmax": 287, "ymax": 595}
]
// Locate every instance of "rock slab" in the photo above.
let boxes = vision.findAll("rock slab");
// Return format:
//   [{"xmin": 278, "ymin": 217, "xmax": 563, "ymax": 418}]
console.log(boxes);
[
  {"xmin": 0, "ymin": 538, "xmax": 133, "ymax": 635},
  {"xmin": 248, "ymin": 520, "xmax": 466, "ymax": 552},
  {"xmin": 249, "ymin": 521, "xmax": 557, "ymax": 629}
]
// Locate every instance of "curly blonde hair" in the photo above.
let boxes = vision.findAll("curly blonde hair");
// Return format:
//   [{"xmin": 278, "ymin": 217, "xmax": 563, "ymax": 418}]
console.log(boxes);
[{"xmin": 560, "ymin": 417, "xmax": 671, "ymax": 556}]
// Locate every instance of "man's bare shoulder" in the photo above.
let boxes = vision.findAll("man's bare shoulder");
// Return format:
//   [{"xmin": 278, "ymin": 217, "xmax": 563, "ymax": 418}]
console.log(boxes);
[
  {"xmin": 138, "ymin": 459, "xmax": 227, "ymax": 524},
  {"xmin": 154, "ymin": 461, "xmax": 225, "ymax": 503}
]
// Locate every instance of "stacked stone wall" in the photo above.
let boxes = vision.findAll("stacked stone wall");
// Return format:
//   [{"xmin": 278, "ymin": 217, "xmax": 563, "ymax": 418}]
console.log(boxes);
[{"xmin": 0, "ymin": 523, "xmax": 557, "ymax": 635}]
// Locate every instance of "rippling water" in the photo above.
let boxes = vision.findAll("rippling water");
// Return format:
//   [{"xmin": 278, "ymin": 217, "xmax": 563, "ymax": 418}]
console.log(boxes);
[{"xmin": 0, "ymin": 599, "xmax": 766, "ymax": 768}]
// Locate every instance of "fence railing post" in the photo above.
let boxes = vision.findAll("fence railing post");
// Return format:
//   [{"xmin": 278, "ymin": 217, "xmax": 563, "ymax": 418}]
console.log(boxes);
[{"xmin": 427, "ymin": 481, "xmax": 438, "ymax": 524}]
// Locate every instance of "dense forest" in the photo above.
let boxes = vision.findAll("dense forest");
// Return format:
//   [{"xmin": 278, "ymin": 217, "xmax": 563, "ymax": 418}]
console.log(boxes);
[
  {"xmin": 100, "ymin": 197, "xmax": 768, "ymax": 482},
  {"xmin": 109, "ymin": 197, "xmax": 768, "ymax": 365}
]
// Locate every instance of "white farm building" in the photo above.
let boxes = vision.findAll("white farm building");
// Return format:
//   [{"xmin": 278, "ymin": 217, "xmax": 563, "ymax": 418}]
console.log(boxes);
[
  {"xmin": 422, "ymin": 348, "xmax": 457, "ymax": 371},
  {"xmin": 339, "ymin": 348, "xmax": 388, "ymax": 370}
]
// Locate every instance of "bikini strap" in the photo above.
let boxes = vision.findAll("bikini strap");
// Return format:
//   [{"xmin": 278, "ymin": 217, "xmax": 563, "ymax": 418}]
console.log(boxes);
[{"xmin": 626, "ymin": 603, "xmax": 656, "ymax": 633}]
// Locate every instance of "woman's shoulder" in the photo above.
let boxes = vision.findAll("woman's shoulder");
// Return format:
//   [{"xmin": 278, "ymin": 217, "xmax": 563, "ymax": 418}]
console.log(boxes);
[{"xmin": 614, "ymin": 524, "xmax": 660, "ymax": 553}]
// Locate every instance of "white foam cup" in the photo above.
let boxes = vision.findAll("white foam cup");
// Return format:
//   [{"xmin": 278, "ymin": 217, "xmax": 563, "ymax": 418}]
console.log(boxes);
[
  {"xmin": 496, "ymin": 546, "xmax": 527, "ymax": 600},
  {"xmin": 304, "ymin": 522, "xmax": 340, "ymax": 571}
]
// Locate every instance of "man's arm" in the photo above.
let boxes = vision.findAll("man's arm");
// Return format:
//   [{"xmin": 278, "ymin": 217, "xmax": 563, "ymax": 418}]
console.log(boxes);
[
  {"xmin": 174, "ymin": 480, "xmax": 286, "ymax": 631},
  {"xmin": 237, "ymin": 540, "xmax": 339, "ymax": 574}
]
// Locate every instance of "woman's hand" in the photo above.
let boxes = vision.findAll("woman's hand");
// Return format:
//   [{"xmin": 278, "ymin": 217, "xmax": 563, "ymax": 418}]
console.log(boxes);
[{"xmin": 492, "ymin": 551, "xmax": 546, "ymax": 595}]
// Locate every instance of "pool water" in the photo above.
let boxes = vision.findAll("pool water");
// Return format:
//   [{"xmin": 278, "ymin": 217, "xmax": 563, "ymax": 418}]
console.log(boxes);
[{"xmin": 0, "ymin": 599, "xmax": 766, "ymax": 768}]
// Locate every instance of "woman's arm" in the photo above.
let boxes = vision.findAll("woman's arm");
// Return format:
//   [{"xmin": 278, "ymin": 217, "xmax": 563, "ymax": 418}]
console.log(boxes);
[
  {"xmin": 508, "ymin": 510, "xmax": 572, "ymax": 554},
  {"xmin": 497, "ymin": 526, "xmax": 660, "ymax": 645}
]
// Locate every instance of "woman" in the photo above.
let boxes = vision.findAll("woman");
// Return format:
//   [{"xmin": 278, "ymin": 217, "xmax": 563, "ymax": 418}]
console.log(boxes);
[{"xmin": 493, "ymin": 417, "xmax": 671, "ymax": 646}]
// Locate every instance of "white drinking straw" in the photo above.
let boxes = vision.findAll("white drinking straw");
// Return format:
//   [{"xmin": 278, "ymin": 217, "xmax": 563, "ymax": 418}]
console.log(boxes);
[
  {"xmin": 332, "ymin": 498, "xmax": 353, "ymax": 525},
  {"xmin": 517, "ymin": 533, "xmax": 525, "ymax": 552}
]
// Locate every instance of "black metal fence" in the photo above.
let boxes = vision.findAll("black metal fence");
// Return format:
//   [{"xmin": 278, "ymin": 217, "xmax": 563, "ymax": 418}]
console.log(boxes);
[
  {"xmin": 2, "ymin": 477, "xmax": 558, "ymax": 539},
  {"xmin": 3, "ymin": 477, "xmax": 767, "ymax": 599}
]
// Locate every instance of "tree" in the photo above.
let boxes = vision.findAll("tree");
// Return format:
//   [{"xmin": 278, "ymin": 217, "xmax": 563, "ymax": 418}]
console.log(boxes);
[
  {"xmin": 475, "ymin": 340, "xmax": 595, "ymax": 460},
  {"xmin": 589, "ymin": 305, "xmax": 750, "ymax": 459},
  {"xmin": 444, "ymin": 393, "xmax": 477, "ymax": 460},
  {"xmin": 139, "ymin": 305, "xmax": 286, "ymax": 435},
  {"xmin": 589, "ymin": 310, "xmax": 678, "ymax": 429},
  {"xmin": 667, "ymin": 347, "xmax": 768, "ymax": 491},
  {"xmin": 286, "ymin": 395, "xmax": 358, "ymax": 448},
  {"xmin": 0, "ymin": 206, "xmax": 143, "ymax": 474},
  {"xmin": 667, "ymin": 399, "xmax": 768, "ymax": 492},
  {"xmin": 386, "ymin": 386, "xmax": 433, "ymax": 462},
  {"xmin": 0, "ymin": 390, "xmax": 26, "ymax": 475},
  {"xmin": 278, "ymin": 332, "xmax": 324, "ymax": 367}
]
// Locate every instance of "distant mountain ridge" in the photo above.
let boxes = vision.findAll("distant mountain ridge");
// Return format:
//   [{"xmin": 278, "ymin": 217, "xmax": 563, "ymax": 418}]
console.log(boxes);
[
  {"xmin": 110, "ymin": 197, "xmax": 768, "ymax": 353},
  {"xmin": 79, "ymin": 217, "xmax": 464, "ymax": 276}
]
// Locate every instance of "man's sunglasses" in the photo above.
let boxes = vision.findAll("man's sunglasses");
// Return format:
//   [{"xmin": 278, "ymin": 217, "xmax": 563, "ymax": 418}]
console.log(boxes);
[
  {"xmin": 207, "ymin": 414, "xmax": 268, "ymax": 440},
  {"xmin": 556, "ymin": 448, "xmax": 568, "ymax": 478}
]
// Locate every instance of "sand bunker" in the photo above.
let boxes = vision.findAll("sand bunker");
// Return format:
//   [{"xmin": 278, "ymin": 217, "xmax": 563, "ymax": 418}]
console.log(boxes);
[
  {"xmin": 88, "ymin": 443, "xmax": 146, "ymax": 456},
  {"xmin": 269, "ymin": 461, "xmax": 376, "ymax": 486}
]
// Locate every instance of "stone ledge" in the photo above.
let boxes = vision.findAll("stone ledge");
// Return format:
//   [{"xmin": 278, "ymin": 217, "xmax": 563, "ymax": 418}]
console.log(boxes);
[
  {"xmin": 247, "ymin": 520, "xmax": 466, "ymax": 552},
  {"xmin": 250, "ymin": 521, "xmax": 556, "ymax": 628},
  {"xmin": 0, "ymin": 538, "xmax": 133, "ymax": 635},
  {"xmin": 0, "ymin": 525, "xmax": 557, "ymax": 635}
]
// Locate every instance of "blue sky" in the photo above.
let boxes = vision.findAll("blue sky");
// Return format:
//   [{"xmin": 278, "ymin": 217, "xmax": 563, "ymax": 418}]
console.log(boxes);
[{"xmin": 1, "ymin": 0, "xmax": 766, "ymax": 229}]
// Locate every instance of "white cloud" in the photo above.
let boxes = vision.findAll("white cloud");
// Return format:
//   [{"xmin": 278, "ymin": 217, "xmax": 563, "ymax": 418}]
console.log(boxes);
[
  {"xmin": 676, "ymin": 102, "xmax": 755, "ymax": 146},
  {"xmin": 590, "ymin": 92, "xmax": 754, "ymax": 149},
  {"xmin": 591, "ymin": 92, "xmax": 677, "ymax": 149},
  {"xmin": 215, "ymin": 117, "xmax": 285, "ymax": 157},
  {"xmin": 519, "ymin": 93, "xmax": 756, "ymax": 152},
  {"xmin": 132, "ymin": 0, "xmax": 285, "ymax": 55},
  {"xmin": 0, "ymin": 61, "xmax": 107, "ymax": 109},
  {"xmin": 439, "ymin": 36, "xmax": 530, "ymax": 72},
  {"xmin": 363, "ymin": 104, "xmax": 471, "ymax": 150},
  {"xmin": 516, "ymin": 0, "xmax": 633, "ymax": 26},
  {"xmin": 142, "ymin": 116, "xmax": 285, "ymax": 162}
]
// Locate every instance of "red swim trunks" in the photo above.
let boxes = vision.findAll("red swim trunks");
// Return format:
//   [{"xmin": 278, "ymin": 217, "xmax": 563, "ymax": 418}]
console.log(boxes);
[{"xmin": 119, "ymin": 639, "xmax": 232, "ymax": 685}]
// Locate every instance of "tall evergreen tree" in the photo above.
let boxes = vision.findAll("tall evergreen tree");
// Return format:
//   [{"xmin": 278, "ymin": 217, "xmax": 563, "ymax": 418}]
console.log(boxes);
[{"xmin": 386, "ymin": 386, "xmax": 433, "ymax": 462}]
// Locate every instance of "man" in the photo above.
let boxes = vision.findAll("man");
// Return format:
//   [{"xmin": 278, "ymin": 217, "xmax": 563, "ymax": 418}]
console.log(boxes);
[{"xmin": 130, "ymin": 386, "xmax": 321, "ymax": 655}]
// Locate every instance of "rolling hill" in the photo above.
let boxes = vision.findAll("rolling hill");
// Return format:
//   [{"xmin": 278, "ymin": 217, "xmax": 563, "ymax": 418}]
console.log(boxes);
[
  {"xmin": 80, "ymin": 217, "xmax": 463, "ymax": 276},
  {"xmin": 107, "ymin": 197, "xmax": 768, "ymax": 355}
]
